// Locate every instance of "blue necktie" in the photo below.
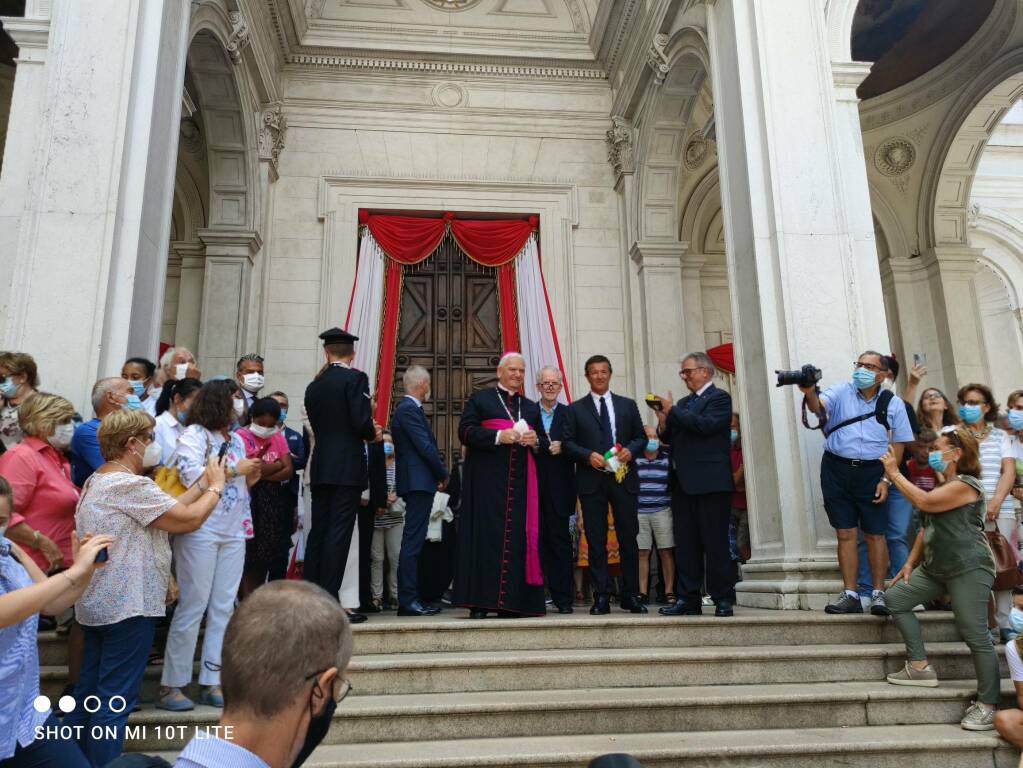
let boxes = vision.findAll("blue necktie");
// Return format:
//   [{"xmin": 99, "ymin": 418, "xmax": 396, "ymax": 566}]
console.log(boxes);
[{"xmin": 598, "ymin": 395, "xmax": 613, "ymax": 452}]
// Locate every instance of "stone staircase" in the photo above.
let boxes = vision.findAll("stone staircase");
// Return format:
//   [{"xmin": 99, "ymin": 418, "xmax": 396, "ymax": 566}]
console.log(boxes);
[{"xmin": 38, "ymin": 609, "xmax": 1021, "ymax": 767}]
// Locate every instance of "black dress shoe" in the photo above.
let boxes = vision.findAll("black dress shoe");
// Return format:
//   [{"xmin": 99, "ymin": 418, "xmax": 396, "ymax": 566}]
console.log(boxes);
[
  {"xmin": 397, "ymin": 600, "xmax": 440, "ymax": 617},
  {"xmin": 590, "ymin": 594, "xmax": 611, "ymax": 615},
  {"xmin": 345, "ymin": 611, "xmax": 368, "ymax": 624},
  {"xmin": 715, "ymin": 600, "xmax": 734, "ymax": 618},
  {"xmin": 556, "ymin": 605, "xmax": 574, "ymax": 614},
  {"xmin": 659, "ymin": 600, "xmax": 702, "ymax": 616},
  {"xmin": 469, "ymin": 609, "xmax": 488, "ymax": 619},
  {"xmin": 359, "ymin": 603, "xmax": 382, "ymax": 614},
  {"xmin": 619, "ymin": 596, "xmax": 649, "ymax": 613}
]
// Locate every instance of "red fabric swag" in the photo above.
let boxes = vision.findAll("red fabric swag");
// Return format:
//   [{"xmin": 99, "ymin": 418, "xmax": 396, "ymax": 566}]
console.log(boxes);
[
  {"xmin": 450, "ymin": 218, "xmax": 536, "ymax": 266},
  {"xmin": 365, "ymin": 214, "xmax": 447, "ymax": 265},
  {"xmin": 374, "ymin": 260, "xmax": 404, "ymax": 424},
  {"xmin": 707, "ymin": 342, "xmax": 735, "ymax": 374}
]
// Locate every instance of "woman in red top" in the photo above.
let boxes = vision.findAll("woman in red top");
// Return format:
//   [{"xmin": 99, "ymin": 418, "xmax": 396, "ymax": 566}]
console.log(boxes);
[{"xmin": 0, "ymin": 393, "xmax": 79, "ymax": 571}]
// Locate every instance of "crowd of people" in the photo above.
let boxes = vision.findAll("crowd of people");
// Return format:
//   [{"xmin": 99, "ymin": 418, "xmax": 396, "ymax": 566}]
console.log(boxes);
[{"xmin": 3, "ymin": 334, "xmax": 1023, "ymax": 765}]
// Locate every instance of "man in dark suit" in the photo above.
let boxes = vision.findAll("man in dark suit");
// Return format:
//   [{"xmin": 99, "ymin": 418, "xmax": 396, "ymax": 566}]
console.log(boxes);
[
  {"xmin": 303, "ymin": 328, "xmax": 380, "ymax": 613},
  {"xmin": 390, "ymin": 365, "xmax": 448, "ymax": 616},
  {"xmin": 359, "ymin": 438, "xmax": 388, "ymax": 612},
  {"xmin": 656, "ymin": 351, "xmax": 735, "ymax": 618},
  {"xmin": 535, "ymin": 365, "xmax": 576, "ymax": 613},
  {"xmin": 563, "ymin": 355, "xmax": 648, "ymax": 614}
]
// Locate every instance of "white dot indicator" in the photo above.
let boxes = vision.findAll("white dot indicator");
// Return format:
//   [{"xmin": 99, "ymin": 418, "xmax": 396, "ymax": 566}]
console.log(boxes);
[
  {"xmin": 33, "ymin": 696, "xmax": 50, "ymax": 713},
  {"xmin": 58, "ymin": 695, "xmax": 76, "ymax": 713}
]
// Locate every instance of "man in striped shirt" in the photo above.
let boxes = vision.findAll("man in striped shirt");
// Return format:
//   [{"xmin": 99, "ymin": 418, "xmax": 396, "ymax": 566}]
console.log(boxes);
[{"xmin": 635, "ymin": 426, "xmax": 676, "ymax": 603}]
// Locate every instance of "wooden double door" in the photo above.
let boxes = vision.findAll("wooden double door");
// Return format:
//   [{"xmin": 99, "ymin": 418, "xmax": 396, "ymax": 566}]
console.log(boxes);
[{"xmin": 391, "ymin": 237, "xmax": 502, "ymax": 465}]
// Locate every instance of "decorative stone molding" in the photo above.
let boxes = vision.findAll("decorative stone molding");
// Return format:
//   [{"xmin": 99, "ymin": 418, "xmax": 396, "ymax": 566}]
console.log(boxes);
[
  {"xmin": 873, "ymin": 137, "xmax": 916, "ymax": 177},
  {"xmin": 1, "ymin": 15, "xmax": 51, "ymax": 63},
  {"xmin": 683, "ymin": 131, "xmax": 709, "ymax": 171},
  {"xmin": 606, "ymin": 116, "xmax": 635, "ymax": 180},
  {"xmin": 258, "ymin": 103, "xmax": 287, "ymax": 169},
  {"xmin": 647, "ymin": 33, "xmax": 670, "ymax": 85},
  {"xmin": 179, "ymin": 117, "xmax": 204, "ymax": 156},
  {"xmin": 431, "ymin": 82, "xmax": 467, "ymax": 108},
  {"xmin": 421, "ymin": 0, "xmax": 482, "ymax": 10},
  {"xmin": 968, "ymin": 203, "xmax": 981, "ymax": 229},
  {"xmin": 226, "ymin": 11, "xmax": 251, "ymax": 65},
  {"xmin": 603, "ymin": 0, "xmax": 641, "ymax": 78},
  {"xmin": 285, "ymin": 53, "xmax": 606, "ymax": 80},
  {"xmin": 304, "ymin": 0, "xmax": 327, "ymax": 18}
]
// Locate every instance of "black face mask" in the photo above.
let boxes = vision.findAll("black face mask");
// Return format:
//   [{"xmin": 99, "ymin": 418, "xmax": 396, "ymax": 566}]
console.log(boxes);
[{"xmin": 290, "ymin": 682, "xmax": 336, "ymax": 768}]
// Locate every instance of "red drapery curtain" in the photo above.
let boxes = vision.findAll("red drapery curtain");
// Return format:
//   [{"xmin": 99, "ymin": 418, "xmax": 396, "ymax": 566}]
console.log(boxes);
[
  {"xmin": 361, "ymin": 211, "xmax": 537, "ymax": 423},
  {"xmin": 707, "ymin": 342, "xmax": 735, "ymax": 374}
]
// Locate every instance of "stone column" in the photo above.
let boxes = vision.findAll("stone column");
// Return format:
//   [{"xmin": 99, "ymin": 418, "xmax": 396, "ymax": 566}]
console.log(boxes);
[
  {"xmin": 251, "ymin": 103, "xmax": 286, "ymax": 354},
  {"xmin": 197, "ymin": 230, "xmax": 261, "ymax": 377},
  {"xmin": 680, "ymin": 253, "xmax": 708, "ymax": 354},
  {"xmin": 923, "ymin": 245, "xmax": 988, "ymax": 389},
  {"xmin": 707, "ymin": 0, "xmax": 892, "ymax": 608},
  {"xmin": 0, "ymin": 1, "xmax": 190, "ymax": 411},
  {"xmin": 172, "ymin": 242, "xmax": 206, "ymax": 354},
  {"xmin": 630, "ymin": 242, "xmax": 688, "ymax": 397}
]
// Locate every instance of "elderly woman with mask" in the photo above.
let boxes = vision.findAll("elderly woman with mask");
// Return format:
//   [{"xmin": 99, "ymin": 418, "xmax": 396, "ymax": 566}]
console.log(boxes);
[
  {"xmin": 66, "ymin": 409, "xmax": 227, "ymax": 767},
  {"xmin": 0, "ymin": 352, "xmax": 40, "ymax": 451}
]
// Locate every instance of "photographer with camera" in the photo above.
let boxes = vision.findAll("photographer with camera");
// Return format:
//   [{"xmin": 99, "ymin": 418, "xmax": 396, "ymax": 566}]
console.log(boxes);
[{"xmin": 796, "ymin": 351, "xmax": 914, "ymax": 615}]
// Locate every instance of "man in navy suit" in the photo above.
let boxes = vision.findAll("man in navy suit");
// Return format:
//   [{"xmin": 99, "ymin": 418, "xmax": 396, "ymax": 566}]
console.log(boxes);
[
  {"xmin": 535, "ymin": 365, "xmax": 576, "ymax": 613},
  {"xmin": 390, "ymin": 365, "xmax": 448, "ymax": 616},
  {"xmin": 656, "ymin": 351, "xmax": 736, "ymax": 618},
  {"xmin": 563, "ymin": 355, "xmax": 648, "ymax": 615}
]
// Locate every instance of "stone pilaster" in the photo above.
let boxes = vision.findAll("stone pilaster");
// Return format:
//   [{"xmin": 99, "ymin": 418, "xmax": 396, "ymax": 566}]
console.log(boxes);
[
  {"xmin": 197, "ymin": 230, "xmax": 261, "ymax": 377},
  {"xmin": 171, "ymin": 242, "xmax": 206, "ymax": 354}
]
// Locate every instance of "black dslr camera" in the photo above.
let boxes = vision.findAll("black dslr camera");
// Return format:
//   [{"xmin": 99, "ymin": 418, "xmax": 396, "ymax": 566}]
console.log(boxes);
[{"xmin": 775, "ymin": 364, "xmax": 822, "ymax": 388}]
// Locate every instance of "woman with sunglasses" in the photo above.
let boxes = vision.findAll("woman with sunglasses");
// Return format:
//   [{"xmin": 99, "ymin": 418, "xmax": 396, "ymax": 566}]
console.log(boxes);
[
  {"xmin": 881, "ymin": 425, "xmax": 998, "ymax": 731},
  {"xmin": 957, "ymin": 383, "xmax": 1016, "ymax": 640}
]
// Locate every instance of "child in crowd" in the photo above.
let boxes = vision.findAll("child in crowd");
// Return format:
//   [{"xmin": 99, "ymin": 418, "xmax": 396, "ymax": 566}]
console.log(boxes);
[
  {"xmin": 730, "ymin": 413, "xmax": 750, "ymax": 565},
  {"xmin": 236, "ymin": 398, "xmax": 293, "ymax": 599},
  {"xmin": 370, "ymin": 431, "xmax": 404, "ymax": 610}
]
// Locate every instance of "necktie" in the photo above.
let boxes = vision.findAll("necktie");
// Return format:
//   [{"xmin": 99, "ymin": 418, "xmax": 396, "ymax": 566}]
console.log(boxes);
[{"xmin": 598, "ymin": 395, "xmax": 613, "ymax": 452}]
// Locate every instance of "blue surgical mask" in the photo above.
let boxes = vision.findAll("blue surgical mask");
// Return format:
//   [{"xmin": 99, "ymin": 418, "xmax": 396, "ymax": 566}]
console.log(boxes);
[
  {"xmin": 0, "ymin": 377, "xmax": 18, "ymax": 398},
  {"xmin": 1008, "ymin": 410, "xmax": 1023, "ymax": 431},
  {"xmin": 852, "ymin": 367, "xmax": 877, "ymax": 390},
  {"xmin": 928, "ymin": 450, "xmax": 949, "ymax": 473},
  {"xmin": 958, "ymin": 404, "xmax": 982, "ymax": 424},
  {"xmin": 730, "ymin": 430, "xmax": 739, "ymax": 444},
  {"xmin": 278, "ymin": 409, "xmax": 288, "ymax": 424},
  {"xmin": 383, "ymin": 442, "xmax": 394, "ymax": 456},
  {"xmin": 124, "ymin": 394, "xmax": 143, "ymax": 411},
  {"xmin": 1011, "ymin": 607, "xmax": 1023, "ymax": 635},
  {"xmin": 646, "ymin": 439, "xmax": 659, "ymax": 452},
  {"xmin": 175, "ymin": 408, "xmax": 189, "ymax": 424},
  {"xmin": 129, "ymin": 380, "xmax": 145, "ymax": 398}
]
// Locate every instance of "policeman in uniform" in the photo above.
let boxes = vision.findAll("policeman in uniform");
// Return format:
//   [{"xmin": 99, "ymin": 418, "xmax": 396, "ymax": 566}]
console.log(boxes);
[{"xmin": 303, "ymin": 328, "xmax": 380, "ymax": 607}]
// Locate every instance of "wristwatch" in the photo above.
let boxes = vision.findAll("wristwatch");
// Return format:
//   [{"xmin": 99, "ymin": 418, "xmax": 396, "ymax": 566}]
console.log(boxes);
[{"xmin": 881, "ymin": 477, "xmax": 893, "ymax": 485}]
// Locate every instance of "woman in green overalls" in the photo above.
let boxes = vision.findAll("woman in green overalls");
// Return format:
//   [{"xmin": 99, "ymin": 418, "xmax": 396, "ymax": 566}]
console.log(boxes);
[{"xmin": 881, "ymin": 424, "xmax": 998, "ymax": 731}]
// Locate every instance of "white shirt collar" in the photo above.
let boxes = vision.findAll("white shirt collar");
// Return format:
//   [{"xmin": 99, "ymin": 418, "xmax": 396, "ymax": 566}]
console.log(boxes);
[
  {"xmin": 695, "ymin": 382, "xmax": 713, "ymax": 397},
  {"xmin": 590, "ymin": 390, "xmax": 611, "ymax": 401},
  {"xmin": 405, "ymin": 394, "xmax": 422, "ymax": 407}
]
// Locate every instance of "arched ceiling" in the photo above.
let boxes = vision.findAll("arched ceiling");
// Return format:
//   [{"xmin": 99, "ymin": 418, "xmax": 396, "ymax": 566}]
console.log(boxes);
[
  {"xmin": 854, "ymin": 0, "xmax": 995, "ymax": 99},
  {"xmin": 282, "ymin": 0, "xmax": 604, "ymax": 62}
]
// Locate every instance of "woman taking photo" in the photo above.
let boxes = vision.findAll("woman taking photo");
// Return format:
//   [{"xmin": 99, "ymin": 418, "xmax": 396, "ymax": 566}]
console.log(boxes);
[
  {"xmin": 916, "ymin": 387, "xmax": 960, "ymax": 432},
  {"xmin": 159, "ymin": 379, "xmax": 259, "ymax": 712},
  {"xmin": 0, "ymin": 352, "xmax": 40, "ymax": 451},
  {"xmin": 0, "ymin": 475, "xmax": 110, "ymax": 768},
  {"xmin": 66, "ymin": 409, "xmax": 227, "ymax": 767},
  {"xmin": 882, "ymin": 426, "xmax": 998, "ymax": 731},
  {"xmin": 957, "ymin": 383, "xmax": 1016, "ymax": 640},
  {"xmin": 154, "ymin": 377, "xmax": 203, "ymax": 465}
]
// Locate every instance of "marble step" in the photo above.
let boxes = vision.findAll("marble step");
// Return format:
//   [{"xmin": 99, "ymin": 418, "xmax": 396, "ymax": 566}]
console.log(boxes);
[
  {"xmin": 35, "ymin": 609, "xmax": 964, "ymax": 665},
  {"xmin": 40, "ymin": 642, "xmax": 1009, "ymax": 701},
  {"xmin": 147, "ymin": 724, "xmax": 1015, "ymax": 768},
  {"xmin": 114, "ymin": 679, "xmax": 1017, "ymax": 751}
]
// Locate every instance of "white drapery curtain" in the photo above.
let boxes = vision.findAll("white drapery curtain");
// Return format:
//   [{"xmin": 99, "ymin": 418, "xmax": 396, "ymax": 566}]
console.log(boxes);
[
  {"xmin": 346, "ymin": 231, "xmax": 386, "ymax": 387},
  {"xmin": 515, "ymin": 233, "xmax": 569, "ymax": 404}
]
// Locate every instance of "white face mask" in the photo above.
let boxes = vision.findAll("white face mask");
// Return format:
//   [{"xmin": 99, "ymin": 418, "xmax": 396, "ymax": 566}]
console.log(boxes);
[
  {"xmin": 133, "ymin": 439, "xmax": 162, "ymax": 469},
  {"xmin": 423, "ymin": 389, "xmax": 431, "ymax": 402},
  {"xmin": 48, "ymin": 423, "xmax": 75, "ymax": 450},
  {"xmin": 241, "ymin": 373, "xmax": 265, "ymax": 393},
  {"xmin": 233, "ymin": 398, "xmax": 246, "ymax": 417},
  {"xmin": 249, "ymin": 424, "xmax": 277, "ymax": 439},
  {"xmin": 175, "ymin": 363, "xmax": 189, "ymax": 380}
]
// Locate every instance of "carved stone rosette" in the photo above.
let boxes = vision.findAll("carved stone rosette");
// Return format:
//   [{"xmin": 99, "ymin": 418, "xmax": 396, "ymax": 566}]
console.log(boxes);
[
  {"xmin": 259, "ymin": 104, "xmax": 287, "ymax": 170},
  {"xmin": 226, "ymin": 11, "xmax": 250, "ymax": 65},
  {"xmin": 606, "ymin": 116, "xmax": 634, "ymax": 180},
  {"xmin": 873, "ymin": 137, "xmax": 916, "ymax": 177},
  {"xmin": 683, "ymin": 131, "xmax": 709, "ymax": 171},
  {"xmin": 420, "ymin": 0, "xmax": 482, "ymax": 10}
]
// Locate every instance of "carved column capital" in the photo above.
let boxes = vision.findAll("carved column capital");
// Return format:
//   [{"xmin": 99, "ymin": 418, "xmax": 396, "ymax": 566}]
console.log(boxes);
[
  {"xmin": 647, "ymin": 33, "xmax": 670, "ymax": 85},
  {"xmin": 226, "ymin": 11, "xmax": 250, "ymax": 65},
  {"xmin": 606, "ymin": 115, "xmax": 635, "ymax": 182},
  {"xmin": 258, "ymin": 103, "xmax": 287, "ymax": 171}
]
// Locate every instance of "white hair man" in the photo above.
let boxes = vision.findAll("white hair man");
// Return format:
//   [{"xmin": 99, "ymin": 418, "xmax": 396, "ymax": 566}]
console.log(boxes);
[
  {"xmin": 389, "ymin": 365, "xmax": 447, "ymax": 616},
  {"xmin": 534, "ymin": 365, "xmax": 576, "ymax": 613},
  {"xmin": 655, "ymin": 351, "xmax": 736, "ymax": 618},
  {"xmin": 453, "ymin": 352, "xmax": 548, "ymax": 618}
]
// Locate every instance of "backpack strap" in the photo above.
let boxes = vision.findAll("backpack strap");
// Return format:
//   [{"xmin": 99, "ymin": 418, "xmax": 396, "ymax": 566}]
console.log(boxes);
[{"xmin": 823, "ymin": 389, "xmax": 896, "ymax": 437}]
